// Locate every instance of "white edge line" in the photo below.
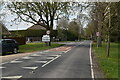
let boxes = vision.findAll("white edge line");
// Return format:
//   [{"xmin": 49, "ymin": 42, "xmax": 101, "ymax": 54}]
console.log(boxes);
[
  {"xmin": 90, "ymin": 41, "xmax": 95, "ymax": 79},
  {"xmin": 41, "ymin": 55, "xmax": 61, "ymax": 67}
]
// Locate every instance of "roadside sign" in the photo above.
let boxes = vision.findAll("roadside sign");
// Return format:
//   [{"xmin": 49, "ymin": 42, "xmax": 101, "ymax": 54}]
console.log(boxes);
[
  {"xmin": 46, "ymin": 30, "xmax": 50, "ymax": 35},
  {"xmin": 42, "ymin": 35, "xmax": 50, "ymax": 42}
]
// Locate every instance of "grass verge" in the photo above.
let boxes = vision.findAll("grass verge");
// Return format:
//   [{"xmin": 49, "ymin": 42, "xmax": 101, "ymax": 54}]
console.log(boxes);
[
  {"xmin": 19, "ymin": 43, "xmax": 64, "ymax": 53},
  {"xmin": 93, "ymin": 42, "xmax": 118, "ymax": 78}
]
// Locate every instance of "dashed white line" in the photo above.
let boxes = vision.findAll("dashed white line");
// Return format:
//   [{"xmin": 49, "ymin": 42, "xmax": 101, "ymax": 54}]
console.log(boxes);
[
  {"xmin": 0, "ymin": 66, "xmax": 6, "ymax": 69},
  {"xmin": 2, "ymin": 76, "xmax": 22, "ymax": 79},
  {"xmin": 89, "ymin": 41, "xmax": 95, "ymax": 80},
  {"xmin": 44, "ymin": 57, "xmax": 55, "ymax": 59},
  {"xmin": 42, "ymin": 55, "xmax": 61, "ymax": 67},
  {"xmin": 22, "ymin": 67, "xmax": 38, "ymax": 70},
  {"xmin": 35, "ymin": 61, "xmax": 47, "ymax": 63},
  {"xmin": 48, "ymin": 55, "xmax": 60, "ymax": 57},
  {"xmin": 30, "ymin": 54, "xmax": 41, "ymax": 57},
  {"xmin": 9, "ymin": 61, "xmax": 22, "ymax": 63},
  {"xmin": 22, "ymin": 56, "xmax": 33, "ymax": 59},
  {"xmin": 1, "ymin": 62, "xmax": 9, "ymax": 65}
]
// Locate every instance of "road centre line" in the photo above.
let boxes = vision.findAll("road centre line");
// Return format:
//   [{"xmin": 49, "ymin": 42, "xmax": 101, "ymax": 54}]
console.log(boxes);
[
  {"xmin": 41, "ymin": 55, "xmax": 61, "ymax": 67},
  {"xmin": 89, "ymin": 41, "xmax": 95, "ymax": 79}
]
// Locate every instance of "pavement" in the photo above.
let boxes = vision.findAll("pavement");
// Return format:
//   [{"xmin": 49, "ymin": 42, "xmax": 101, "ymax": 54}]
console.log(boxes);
[{"xmin": 1, "ymin": 40, "xmax": 94, "ymax": 79}]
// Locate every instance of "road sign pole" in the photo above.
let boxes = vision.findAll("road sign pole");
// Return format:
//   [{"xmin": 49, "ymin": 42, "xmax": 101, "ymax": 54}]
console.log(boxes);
[{"xmin": 46, "ymin": 30, "xmax": 51, "ymax": 46}]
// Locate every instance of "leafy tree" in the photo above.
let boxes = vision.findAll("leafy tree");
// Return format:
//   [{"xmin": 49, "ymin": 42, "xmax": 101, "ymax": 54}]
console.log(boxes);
[
  {"xmin": 88, "ymin": 2, "xmax": 120, "ymax": 57},
  {"xmin": 68, "ymin": 20, "xmax": 80, "ymax": 41},
  {"xmin": 57, "ymin": 16, "xmax": 69, "ymax": 41},
  {"xmin": 103, "ymin": 2, "xmax": 120, "ymax": 57},
  {"xmin": 85, "ymin": 21, "xmax": 95, "ymax": 40},
  {"xmin": 8, "ymin": 2, "xmax": 70, "ymax": 30}
]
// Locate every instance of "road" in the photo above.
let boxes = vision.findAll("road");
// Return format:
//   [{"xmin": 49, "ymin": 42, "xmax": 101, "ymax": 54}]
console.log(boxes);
[{"xmin": 1, "ymin": 40, "xmax": 93, "ymax": 79}]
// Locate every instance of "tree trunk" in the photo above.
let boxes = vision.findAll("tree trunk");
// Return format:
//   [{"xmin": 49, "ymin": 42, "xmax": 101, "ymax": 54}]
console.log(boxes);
[
  {"xmin": 97, "ymin": 36, "xmax": 102, "ymax": 47},
  {"xmin": 107, "ymin": 5, "xmax": 111, "ymax": 57},
  {"xmin": 107, "ymin": 34, "xmax": 110, "ymax": 57}
]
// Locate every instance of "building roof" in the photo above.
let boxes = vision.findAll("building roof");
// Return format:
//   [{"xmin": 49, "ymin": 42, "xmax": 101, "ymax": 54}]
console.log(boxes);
[
  {"xmin": 0, "ymin": 23, "xmax": 11, "ymax": 35},
  {"xmin": 27, "ymin": 24, "xmax": 46, "ymax": 30}
]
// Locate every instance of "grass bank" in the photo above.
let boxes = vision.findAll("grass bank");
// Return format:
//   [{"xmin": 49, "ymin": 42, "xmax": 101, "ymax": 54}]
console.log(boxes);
[
  {"xmin": 93, "ymin": 43, "xmax": 118, "ymax": 78},
  {"xmin": 19, "ymin": 43, "xmax": 64, "ymax": 53}
]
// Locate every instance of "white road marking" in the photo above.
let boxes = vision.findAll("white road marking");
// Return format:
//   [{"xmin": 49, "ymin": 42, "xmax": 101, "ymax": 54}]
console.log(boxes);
[
  {"xmin": 9, "ymin": 61, "xmax": 22, "ymax": 63},
  {"xmin": 22, "ymin": 56, "xmax": 33, "ymax": 59},
  {"xmin": 44, "ymin": 57, "xmax": 54, "ymax": 59},
  {"xmin": 89, "ymin": 41, "xmax": 95, "ymax": 80},
  {"xmin": 42, "ymin": 55, "xmax": 61, "ymax": 67},
  {"xmin": 64, "ymin": 49, "xmax": 72, "ymax": 53},
  {"xmin": 0, "ymin": 59, "xmax": 19, "ymax": 65},
  {"xmin": 0, "ymin": 66, "xmax": 6, "ymax": 69},
  {"xmin": 1, "ymin": 62, "xmax": 9, "ymax": 65},
  {"xmin": 2, "ymin": 76, "xmax": 22, "ymax": 79},
  {"xmin": 48, "ymin": 55, "xmax": 60, "ymax": 57},
  {"xmin": 30, "ymin": 54, "xmax": 41, "ymax": 57},
  {"xmin": 35, "ymin": 61, "xmax": 47, "ymax": 63},
  {"xmin": 22, "ymin": 67, "xmax": 38, "ymax": 70}
]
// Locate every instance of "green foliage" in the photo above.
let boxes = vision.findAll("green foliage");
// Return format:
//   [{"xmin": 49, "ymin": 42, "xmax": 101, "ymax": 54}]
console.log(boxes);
[
  {"xmin": 93, "ymin": 43, "xmax": 118, "ymax": 78},
  {"xmin": 84, "ymin": 22, "xmax": 95, "ymax": 39},
  {"xmin": 68, "ymin": 20, "xmax": 80, "ymax": 40}
]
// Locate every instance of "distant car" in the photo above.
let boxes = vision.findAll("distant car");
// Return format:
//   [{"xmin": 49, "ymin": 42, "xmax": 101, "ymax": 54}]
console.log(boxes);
[{"xmin": 0, "ymin": 39, "xmax": 19, "ymax": 54}]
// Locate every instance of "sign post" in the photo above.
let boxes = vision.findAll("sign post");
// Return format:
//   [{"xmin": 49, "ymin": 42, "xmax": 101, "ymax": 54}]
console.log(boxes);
[
  {"xmin": 96, "ymin": 32, "xmax": 101, "ymax": 47},
  {"xmin": 42, "ymin": 30, "xmax": 51, "ymax": 46}
]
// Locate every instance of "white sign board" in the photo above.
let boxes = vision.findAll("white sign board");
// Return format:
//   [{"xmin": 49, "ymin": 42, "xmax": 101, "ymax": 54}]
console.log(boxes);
[{"xmin": 42, "ymin": 35, "xmax": 50, "ymax": 42}]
